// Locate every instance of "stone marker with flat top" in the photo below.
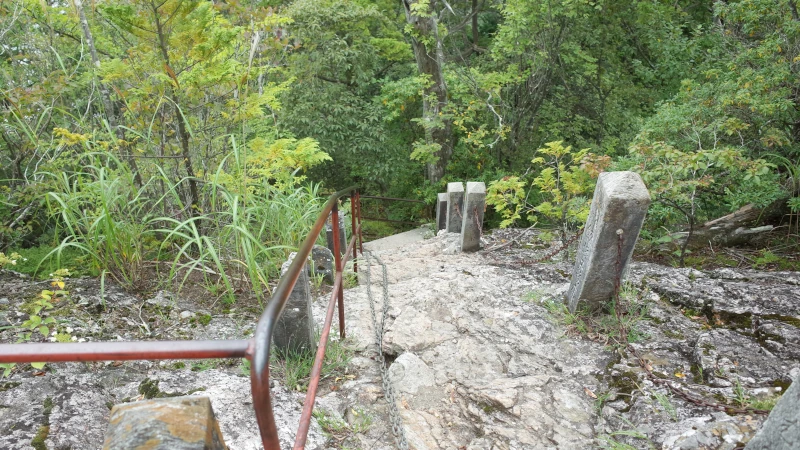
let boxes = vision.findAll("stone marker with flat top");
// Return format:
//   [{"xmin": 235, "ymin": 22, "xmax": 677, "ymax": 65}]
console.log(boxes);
[
  {"xmin": 566, "ymin": 171, "xmax": 650, "ymax": 313},
  {"xmin": 460, "ymin": 182, "xmax": 486, "ymax": 252},
  {"xmin": 274, "ymin": 252, "xmax": 316, "ymax": 353},
  {"xmin": 103, "ymin": 396, "xmax": 226, "ymax": 450},
  {"xmin": 445, "ymin": 182, "xmax": 464, "ymax": 233},
  {"xmin": 436, "ymin": 193, "xmax": 448, "ymax": 231}
]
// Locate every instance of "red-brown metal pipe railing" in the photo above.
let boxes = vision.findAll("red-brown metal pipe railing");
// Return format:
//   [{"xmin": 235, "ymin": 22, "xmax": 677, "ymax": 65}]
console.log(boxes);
[
  {"xmin": 293, "ymin": 227, "xmax": 359, "ymax": 449},
  {"xmin": 0, "ymin": 186, "xmax": 364, "ymax": 450},
  {"xmin": 0, "ymin": 339, "xmax": 251, "ymax": 362}
]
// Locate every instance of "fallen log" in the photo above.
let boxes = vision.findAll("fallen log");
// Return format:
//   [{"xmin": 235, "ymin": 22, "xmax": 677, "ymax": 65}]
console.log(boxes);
[{"xmin": 668, "ymin": 201, "xmax": 786, "ymax": 250}]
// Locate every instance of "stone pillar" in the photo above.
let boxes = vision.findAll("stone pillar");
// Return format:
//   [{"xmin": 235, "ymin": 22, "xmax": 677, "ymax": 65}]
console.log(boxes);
[
  {"xmin": 326, "ymin": 212, "xmax": 347, "ymax": 257},
  {"xmin": 310, "ymin": 245, "xmax": 335, "ymax": 284},
  {"xmin": 436, "ymin": 193, "xmax": 448, "ymax": 232},
  {"xmin": 103, "ymin": 397, "xmax": 226, "ymax": 450},
  {"xmin": 566, "ymin": 171, "xmax": 650, "ymax": 313},
  {"xmin": 459, "ymin": 182, "xmax": 486, "ymax": 252},
  {"xmin": 745, "ymin": 376, "xmax": 800, "ymax": 449},
  {"xmin": 274, "ymin": 252, "xmax": 316, "ymax": 354},
  {"xmin": 445, "ymin": 182, "xmax": 464, "ymax": 233}
]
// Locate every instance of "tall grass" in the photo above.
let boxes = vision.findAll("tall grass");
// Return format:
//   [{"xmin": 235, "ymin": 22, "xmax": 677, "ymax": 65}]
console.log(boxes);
[
  {"xmin": 44, "ymin": 152, "xmax": 156, "ymax": 286},
  {"xmin": 41, "ymin": 144, "xmax": 325, "ymax": 301}
]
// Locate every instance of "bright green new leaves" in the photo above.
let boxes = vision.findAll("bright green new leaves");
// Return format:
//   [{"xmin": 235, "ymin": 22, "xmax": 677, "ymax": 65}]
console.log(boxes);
[
  {"xmin": 486, "ymin": 176, "xmax": 526, "ymax": 228},
  {"xmin": 244, "ymin": 138, "xmax": 331, "ymax": 190},
  {"xmin": 488, "ymin": 141, "xmax": 606, "ymax": 230}
]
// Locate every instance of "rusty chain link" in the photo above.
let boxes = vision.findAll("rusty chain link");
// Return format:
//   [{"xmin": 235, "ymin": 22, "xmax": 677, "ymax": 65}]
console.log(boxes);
[{"xmin": 364, "ymin": 252, "xmax": 410, "ymax": 450}]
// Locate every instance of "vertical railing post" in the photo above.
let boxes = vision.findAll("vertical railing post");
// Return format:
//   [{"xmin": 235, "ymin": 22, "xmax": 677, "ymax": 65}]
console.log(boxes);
[
  {"xmin": 357, "ymin": 191, "xmax": 364, "ymax": 255},
  {"xmin": 331, "ymin": 204, "xmax": 346, "ymax": 339},
  {"xmin": 350, "ymin": 194, "xmax": 358, "ymax": 273}
]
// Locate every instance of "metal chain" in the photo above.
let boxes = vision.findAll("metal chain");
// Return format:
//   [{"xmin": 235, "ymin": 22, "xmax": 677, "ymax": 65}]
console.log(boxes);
[
  {"xmin": 364, "ymin": 252, "xmax": 410, "ymax": 450},
  {"xmin": 473, "ymin": 206, "xmax": 483, "ymax": 236}
]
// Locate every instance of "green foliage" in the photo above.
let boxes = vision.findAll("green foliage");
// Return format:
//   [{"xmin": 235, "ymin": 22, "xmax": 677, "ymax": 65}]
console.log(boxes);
[
  {"xmin": 487, "ymin": 141, "xmax": 608, "ymax": 232},
  {"xmin": 273, "ymin": 337, "xmax": 353, "ymax": 392},
  {"xmin": 629, "ymin": 138, "xmax": 782, "ymax": 264},
  {"xmin": 0, "ymin": 252, "xmax": 21, "ymax": 269},
  {"xmin": 540, "ymin": 283, "xmax": 648, "ymax": 350}
]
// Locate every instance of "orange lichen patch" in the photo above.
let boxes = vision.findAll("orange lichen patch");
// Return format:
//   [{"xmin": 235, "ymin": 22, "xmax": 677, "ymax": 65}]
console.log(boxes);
[
  {"xmin": 103, "ymin": 397, "xmax": 227, "ymax": 449},
  {"xmin": 163, "ymin": 399, "xmax": 209, "ymax": 442}
]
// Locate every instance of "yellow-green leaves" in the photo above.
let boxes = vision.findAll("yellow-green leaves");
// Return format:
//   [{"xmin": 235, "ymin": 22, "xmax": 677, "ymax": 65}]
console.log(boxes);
[
  {"xmin": 487, "ymin": 141, "xmax": 603, "ymax": 229},
  {"xmin": 487, "ymin": 176, "xmax": 526, "ymax": 228}
]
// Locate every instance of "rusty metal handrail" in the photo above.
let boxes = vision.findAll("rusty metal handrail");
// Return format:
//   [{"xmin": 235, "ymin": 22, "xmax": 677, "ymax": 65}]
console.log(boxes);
[
  {"xmin": 251, "ymin": 186, "xmax": 362, "ymax": 448},
  {"xmin": 0, "ymin": 186, "xmax": 365, "ymax": 450}
]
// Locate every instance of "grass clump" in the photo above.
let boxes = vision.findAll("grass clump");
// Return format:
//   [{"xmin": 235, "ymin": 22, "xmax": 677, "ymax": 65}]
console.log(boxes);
[
  {"xmin": 39, "ymin": 148, "xmax": 325, "ymax": 301},
  {"xmin": 272, "ymin": 337, "xmax": 353, "ymax": 392},
  {"xmin": 539, "ymin": 283, "xmax": 649, "ymax": 349}
]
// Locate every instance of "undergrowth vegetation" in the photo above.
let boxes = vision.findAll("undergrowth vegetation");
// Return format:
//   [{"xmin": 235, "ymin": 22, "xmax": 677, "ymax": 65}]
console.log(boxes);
[
  {"xmin": 536, "ymin": 283, "xmax": 649, "ymax": 349},
  {"xmin": 6, "ymin": 141, "xmax": 327, "ymax": 301}
]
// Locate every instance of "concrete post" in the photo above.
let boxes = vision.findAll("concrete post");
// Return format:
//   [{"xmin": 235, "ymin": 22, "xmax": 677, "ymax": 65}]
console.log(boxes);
[
  {"xmin": 274, "ymin": 252, "xmax": 316, "ymax": 354},
  {"xmin": 326, "ymin": 212, "xmax": 347, "ymax": 257},
  {"xmin": 460, "ymin": 182, "xmax": 486, "ymax": 252},
  {"xmin": 445, "ymin": 182, "xmax": 464, "ymax": 233},
  {"xmin": 566, "ymin": 171, "xmax": 650, "ymax": 313},
  {"xmin": 103, "ymin": 397, "xmax": 226, "ymax": 449},
  {"xmin": 436, "ymin": 193, "xmax": 448, "ymax": 232}
]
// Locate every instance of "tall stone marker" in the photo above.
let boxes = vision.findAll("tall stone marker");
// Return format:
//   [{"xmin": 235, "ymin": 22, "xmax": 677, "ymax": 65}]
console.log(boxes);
[
  {"xmin": 745, "ymin": 375, "xmax": 800, "ymax": 449},
  {"xmin": 326, "ymin": 212, "xmax": 347, "ymax": 257},
  {"xmin": 436, "ymin": 193, "xmax": 448, "ymax": 231},
  {"xmin": 103, "ymin": 396, "xmax": 227, "ymax": 449},
  {"xmin": 566, "ymin": 171, "xmax": 650, "ymax": 313},
  {"xmin": 460, "ymin": 182, "xmax": 486, "ymax": 252},
  {"xmin": 274, "ymin": 252, "xmax": 316, "ymax": 353},
  {"xmin": 445, "ymin": 182, "xmax": 464, "ymax": 233}
]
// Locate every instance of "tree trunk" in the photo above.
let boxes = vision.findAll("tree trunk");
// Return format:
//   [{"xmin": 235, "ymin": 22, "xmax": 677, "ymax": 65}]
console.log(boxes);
[
  {"xmin": 402, "ymin": 0, "xmax": 453, "ymax": 184},
  {"xmin": 668, "ymin": 201, "xmax": 787, "ymax": 251},
  {"xmin": 151, "ymin": 1, "xmax": 201, "ymax": 218},
  {"xmin": 73, "ymin": 0, "xmax": 143, "ymax": 188}
]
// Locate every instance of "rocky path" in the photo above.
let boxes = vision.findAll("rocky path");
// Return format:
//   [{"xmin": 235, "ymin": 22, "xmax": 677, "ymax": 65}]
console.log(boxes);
[
  {"xmin": 320, "ymin": 230, "xmax": 800, "ymax": 450},
  {"xmin": 318, "ymin": 231, "xmax": 607, "ymax": 449}
]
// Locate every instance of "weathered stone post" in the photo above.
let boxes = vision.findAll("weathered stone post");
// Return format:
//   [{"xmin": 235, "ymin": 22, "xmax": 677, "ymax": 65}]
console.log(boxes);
[
  {"xmin": 310, "ymin": 245, "xmax": 335, "ymax": 284},
  {"xmin": 460, "ymin": 182, "xmax": 486, "ymax": 252},
  {"xmin": 566, "ymin": 171, "xmax": 650, "ymax": 313},
  {"xmin": 745, "ymin": 375, "xmax": 800, "ymax": 449},
  {"xmin": 445, "ymin": 182, "xmax": 464, "ymax": 233},
  {"xmin": 103, "ymin": 397, "xmax": 226, "ymax": 449},
  {"xmin": 274, "ymin": 252, "xmax": 316, "ymax": 353},
  {"xmin": 326, "ymin": 212, "xmax": 347, "ymax": 257},
  {"xmin": 436, "ymin": 193, "xmax": 448, "ymax": 231}
]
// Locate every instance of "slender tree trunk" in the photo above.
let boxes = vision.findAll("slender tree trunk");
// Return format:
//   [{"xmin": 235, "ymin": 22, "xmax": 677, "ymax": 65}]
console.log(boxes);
[
  {"xmin": 471, "ymin": 0, "xmax": 479, "ymax": 48},
  {"xmin": 73, "ymin": 0, "xmax": 143, "ymax": 187},
  {"xmin": 402, "ymin": 0, "xmax": 453, "ymax": 183},
  {"xmin": 150, "ymin": 1, "xmax": 201, "ymax": 218}
]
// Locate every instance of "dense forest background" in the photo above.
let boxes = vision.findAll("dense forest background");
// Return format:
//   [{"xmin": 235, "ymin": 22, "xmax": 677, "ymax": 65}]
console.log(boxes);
[{"xmin": 1, "ymin": 0, "xmax": 799, "ymax": 294}]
